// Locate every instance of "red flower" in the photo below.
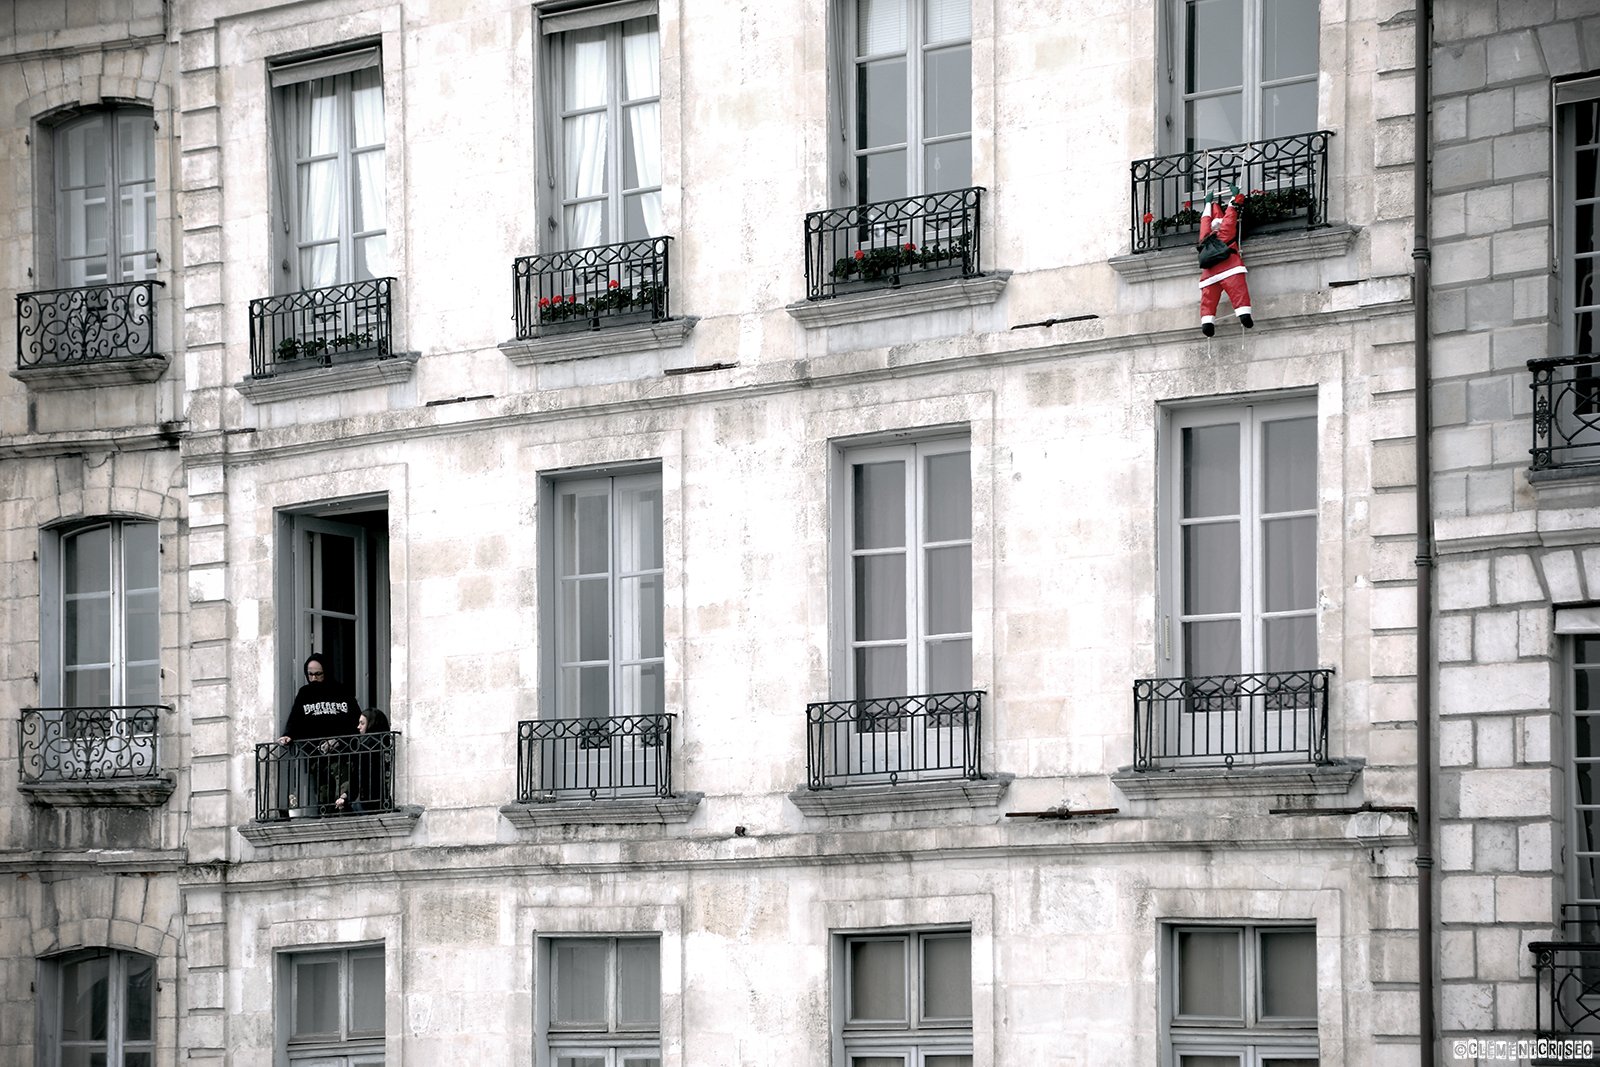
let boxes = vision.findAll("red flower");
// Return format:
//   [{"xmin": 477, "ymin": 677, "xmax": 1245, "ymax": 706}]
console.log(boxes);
[
  {"xmin": 854, "ymin": 249, "xmax": 866, "ymax": 260},
  {"xmin": 1250, "ymin": 189, "xmax": 1263, "ymax": 196},
  {"xmin": 538, "ymin": 297, "xmax": 550, "ymax": 307},
  {"xmin": 1184, "ymin": 200, "xmax": 1192, "ymax": 211},
  {"xmin": 567, "ymin": 294, "xmax": 578, "ymax": 303},
  {"xmin": 904, "ymin": 242, "xmax": 916, "ymax": 251},
  {"xmin": 608, "ymin": 279, "xmax": 620, "ymax": 289},
  {"xmin": 1142, "ymin": 212, "xmax": 1154, "ymax": 225}
]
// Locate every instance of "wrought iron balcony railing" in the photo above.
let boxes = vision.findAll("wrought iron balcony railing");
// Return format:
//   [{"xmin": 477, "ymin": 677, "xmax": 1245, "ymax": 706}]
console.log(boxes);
[
  {"xmin": 513, "ymin": 237, "xmax": 672, "ymax": 339},
  {"xmin": 248, "ymin": 277, "xmax": 394, "ymax": 378},
  {"xmin": 1129, "ymin": 131, "xmax": 1333, "ymax": 253},
  {"xmin": 16, "ymin": 281, "xmax": 163, "ymax": 369},
  {"xmin": 804, "ymin": 187, "xmax": 985, "ymax": 301},
  {"xmin": 516, "ymin": 714, "xmax": 677, "ymax": 801},
  {"xmin": 804, "ymin": 691, "xmax": 985, "ymax": 789},
  {"xmin": 19, "ymin": 706, "xmax": 166, "ymax": 783},
  {"xmin": 1532, "ymin": 907, "xmax": 1600, "ymax": 1053},
  {"xmin": 253, "ymin": 731, "xmax": 398, "ymax": 820},
  {"xmin": 1131, "ymin": 669, "xmax": 1333, "ymax": 769},
  {"xmin": 1530, "ymin": 354, "xmax": 1600, "ymax": 472}
]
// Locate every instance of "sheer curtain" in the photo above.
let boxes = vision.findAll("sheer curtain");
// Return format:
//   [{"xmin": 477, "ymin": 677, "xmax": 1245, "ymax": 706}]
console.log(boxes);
[
  {"xmin": 350, "ymin": 66, "xmax": 387, "ymax": 280},
  {"xmin": 563, "ymin": 29, "xmax": 610, "ymax": 248},
  {"xmin": 295, "ymin": 78, "xmax": 341, "ymax": 288},
  {"xmin": 622, "ymin": 20, "xmax": 662, "ymax": 239}
]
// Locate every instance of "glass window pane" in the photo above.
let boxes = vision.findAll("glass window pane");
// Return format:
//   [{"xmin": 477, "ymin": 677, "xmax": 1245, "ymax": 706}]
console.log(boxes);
[
  {"xmin": 855, "ymin": 554, "xmax": 908, "ymax": 641},
  {"xmin": 350, "ymin": 66, "xmax": 384, "ymax": 149},
  {"xmin": 123, "ymin": 1053, "xmax": 154, "ymax": 1067},
  {"xmin": 60, "ymin": 953, "xmax": 110, "ymax": 1041},
  {"xmin": 316, "ymin": 534, "xmax": 357, "ymax": 616},
  {"xmin": 293, "ymin": 959, "xmax": 340, "ymax": 1037},
  {"xmin": 117, "ymin": 112, "xmax": 155, "ymax": 181},
  {"xmin": 617, "ymin": 939, "xmax": 661, "ymax": 1028},
  {"xmin": 1262, "ymin": 417, "xmax": 1317, "ymax": 512},
  {"xmin": 569, "ymin": 578, "xmax": 610, "ymax": 662},
  {"xmin": 354, "ymin": 149, "xmax": 386, "ymax": 232},
  {"xmin": 856, "ymin": 645, "xmax": 908, "ymax": 700},
  {"xmin": 564, "ymin": 27, "xmax": 610, "ymax": 109},
  {"xmin": 297, "ymin": 159, "xmax": 341, "ymax": 242},
  {"xmin": 622, "ymin": 102, "xmax": 661, "ymax": 190},
  {"xmin": 560, "ymin": 664, "xmax": 611, "ymax": 718},
  {"xmin": 1262, "ymin": 516, "xmax": 1315, "ymax": 612},
  {"xmin": 349, "ymin": 951, "xmax": 385, "ymax": 1034},
  {"xmin": 1187, "ymin": 0, "xmax": 1243, "ymax": 93},
  {"xmin": 126, "ymin": 589, "xmax": 160, "ymax": 665},
  {"xmin": 925, "ymin": 138, "xmax": 971, "ymax": 193},
  {"xmin": 1178, "ymin": 1057, "xmax": 1243, "ymax": 1067},
  {"xmin": 853, "ymin": 1059, "xmax": 906, "ymax": 1067},
  {"xmin": 1182, "ymin": 522, "xmax": 1241, "ymax": 615},
  {"xmin": 924, "ymin": 46, "xmax": 971, "ymax": 138},
  {"xmin": 618, "ymin": 574, "xmax": 664, "ymax": 661},
  {"xmin": 1262, "ymin": 0, "xmax": 1319, "ymax": 80},
  {"xmin": 861, "ymin": 148, "xmax": 908, "ymax": 204},
  {"xmin": 926, "ymin": 1058, "xmax": 973, "ymax": 1067},
  {"xmin": 296, "ymin": 79, "xmax": 340, "ymax": 156},
  {"xmin": 858, "ymin": 0, "xmax": 908, "ymax": 54},
  {"xmin": 565, "ymin": 112, "xmax": 609, "ymax": 202},
  {"xmin": 926, "ymin": 545, "xmax": 971, "ymax": 636},
  {"xmin": 123, "ymin": 953, "xmax": 154, "ymax": 1042},
  {"xmin": 1187, "ymin": 93, "xmax": 1243, "ymax": 150},
  {"xmin": 1260, "ymin": 929, "xmax": 1318, "ymax": 1018},
  {"xmin": 65, "ymin": 594, "xmax": 112, "ymax": 669},
  {"xmin": 556, "ymin": 1058, "xmax": 606, "ymax": 1067},
  {"xmin": 924, "ymin": 451, "xmax": 971, "ymax": 542},
  {"xmin": 124, "ymin": 523, "xmax": 159, "ymax": 590},
  {"xmin": 66, "ymin": 527, "xmax": 112, "ymax": 595},
  {"xmin": 1177, "ymin": 928, "xmax": 1242, "ymax": 1018},
  {"xmin": 921, "ymin": 933, "xmax": 971, "ymax": 1019},
  {"xmin": 1263, "ymin": 615, "xmax": 1317, "ymax": 673},
  {"xmin": 858, "ymin": 57, "xmax": 908, "ymax": 150},
  {"xmin": 617, "ymin": 483, "xmax": 663, "ymax": 572},
  {"xmin": 621, "ymin": 19, "xmax": 661, "ymax": 99},
  {"xmin": 553, "ymin": 940, "xmax": 609, "ymax": 1026},
  {"xmin": 64, "ymin": 667, "xmax": 112, "ymax": 710},
  {"xmin": 849, "ymin": 938, "xmax": 907, "ymax": 1022},
  {"xmin": 855, "ymin": 462, "xmax": 907, "ymax": 549},
  {"xmin": 1183, "ymin": 424, "xmax": 1240, "ymax": 517},
  {"xmin": 1185, "ymin": 619, "xmax": 1242, "ymax": 678},
  {"xmin": 927, "ymin": 638, "xmax": 972, "ymax": 692},
  {"xmin": 925, "ymin": 0, "xmax": 970, "ymax": 42},
  {"xmin": 1264, "ymin": 79, "xmax": 1319, "ymax": 139},
  {"xmin": 572, "ymin": 492, "xmax": 611, "ymax": 575}
]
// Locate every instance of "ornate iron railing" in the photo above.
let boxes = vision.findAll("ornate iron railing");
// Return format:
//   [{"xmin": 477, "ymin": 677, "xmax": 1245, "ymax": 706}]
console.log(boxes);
[
  {"xmin": 1532, "ymin": 907, "xmax": 1600, "ymax": 1051},
  {"xmin": 16, "ymin": 281, "xmax": 163, "ymax": 368},
  {"xmin": 1129, "ymin": 131, "xmax": 1333, "ymax": 253},
  {"xmin": 248, "ymin": 277, "xmax": 394, "ymax": 378},
  {"xmin": 18, "ymin": 706, "xmax": 166, "ymax": 783},
  {"xmin": 1530, "ymin": 354, "xmax": 1600, "ymax": 471},
  {"xmin": 1131, "ymin": 669, "xmax": 1333, "ymax": 769},
  {"xmin": 513, "ymin": 237, "xmax": 672, "ymax": 339},
  {"xmin": 804, "ymin": 187, "xmax": 985, "ymax": 300},
  {"xmin": 515, "ymin": 714, "xmax": 676, "ymax": 801},
  {"xmin": 804, "ymin": 691, "xmax": 984, "ymax": 789},
  {"xmin": 253, "ymin": 731, "xmax": 398, "ymax": 820}
]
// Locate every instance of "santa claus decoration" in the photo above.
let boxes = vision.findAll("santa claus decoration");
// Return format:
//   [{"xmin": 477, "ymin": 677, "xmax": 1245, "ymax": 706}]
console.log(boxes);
[{"xmin": 1197, "ymin": 184, "xmax": 1254, "ymax": 337}]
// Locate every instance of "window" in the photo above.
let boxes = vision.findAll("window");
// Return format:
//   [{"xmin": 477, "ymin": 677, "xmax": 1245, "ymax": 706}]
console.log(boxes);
[
  {"xmin": 837, "ymin": 0, "xmax": 971, "ymax": 204},
  {"xmin": 840, "ymin": 438, "xmax": 971, "ymax": 700},
  {"xmin": 1563, "ymin": 622, "xmax": 1600, "ymax": 905},
  {"xmin": 37, "ymin": 949, "xmax": 155, "ymax": 1066},
  {"xmin": 1164, "ymin": 924, "xmax": 1317, "ymax": 1065},
  {"xmin": 278, "ymin": 504, "xmax": 389, "ymax": 716},
  {"xmin": 837, "ymin": 929, "xmax": 972, "ymax": 1066},
  {"xmin": 42, "ymin": 520, "xmax": 160, "ymax": 708},
  {"xmin": 50, "ymin": 107, "xmax": 157, "ymax": 288},
  {"xmin": 1163, "ymin": 0, "xmax": 1319, "ymax": 152},
  {"xmin": 543, "ymin": 937, "xmax": 661, "ymax": 1067},
  {"xmin": 271, "ymin": 48, "xmax": 387, "ymax": 291},
  {"xmin": 543, "ymin": 6, "xmax": 662, "ymax": 248},
  {"xmin": 278, "ymin": 946, "xmax": 384, "ymax": 1066},
  {"xmin": 1559, "ymin": 76, "xmax": 1600, "ymax": 359},
  {"xmin": 1163, "ymin": 401, "xmax": 1316, "ymax": 679}
]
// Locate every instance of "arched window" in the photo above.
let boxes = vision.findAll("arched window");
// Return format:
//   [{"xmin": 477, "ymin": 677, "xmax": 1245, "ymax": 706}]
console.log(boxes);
[
  {"xmin": 51, "ymin": 107, "xmax": 157, "ymax": 289},
  {"xmin": 38, "ymin": 949, "xmax": 156, "ymax": 1066}
]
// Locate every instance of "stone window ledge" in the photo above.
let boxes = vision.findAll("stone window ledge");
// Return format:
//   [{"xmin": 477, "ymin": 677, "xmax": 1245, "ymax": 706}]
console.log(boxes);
[
  {"xmin": 12, "ymin": 356, "xmax": 170, "ymax": 390},
  {"xmin": 1528, "ymin": 465, "xmax": 1600, "ymax": 486},
  {"xmin": 500, "ymin": 317, "xmax": 698, "ymax": 367},
  {"xmin": 236, "ymin": 805, "xmax": 422, "ymax": 846},
  {"xmin": 235, "ymin": 352, "xmax": 418, "ymax": 404},
  {"xmin": 789, "ymin": 773, "xmax": 1013, "ymax": 817},
  {"xmin": 1108, "ymin": 224, "xmax": 1359, "ymax": 282},
  {"xmin": 21, "ymin": 775, "xmax": 175, "ymax": 808},
  {"xmin": 785, "ymin": 271, "xmax": 1011, "ymax": 330},
  {"xmin": 1111, "ymin": 758, "xmax": 1364, "ymax": 801},
  {"xmin": 500, "ymin": 793, "xmax": 703, "ymax": 828}
]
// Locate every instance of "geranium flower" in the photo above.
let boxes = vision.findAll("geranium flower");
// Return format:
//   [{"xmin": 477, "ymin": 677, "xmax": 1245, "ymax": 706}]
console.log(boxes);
[
  {"xmin": 904, "ymin": 242, "xmax": 916, "ymax": 251},
  {"xmin": 1142, "ymin": 212, "xmax": 1154, "ymax": 225},
  {"xmin": 608, "ymin": 279, "xmax": 620, "ymax": 289},
  {"xmin": 567, "ymin": 294, "xmax": 578, "ymax": 303},
  {"xmin": 1184, "ymin": 200, "xmax": 1192, "ymax": 210},
  {"xmin": 538, "ymin": 297, "xmax": 550, "ymax": 307},
  {"xmin": 854, "ymin": 249, "xmax": 866, "ymax": 260}
]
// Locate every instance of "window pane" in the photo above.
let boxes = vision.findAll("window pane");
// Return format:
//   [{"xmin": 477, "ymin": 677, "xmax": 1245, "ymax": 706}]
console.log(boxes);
[
  {"xmin": 1262, "ymin": 516, "xmax": 1315, "ymax": 612},
  {"xmin": 553, "ymin": 940, "xmax": 609, "ymax": 1026},
  {"xmin": 622, "ymin": 19, "xmax": 661, "ymax": 99},
  {"xmin": 927, "ymin": 638, "xmax": 972, "ymax": 692},
  {"xmin": 567, "ymin": 491, "xmax": 611, "ymax": 575},
  {"xmin": 61, "ymin": 953, "xmax": 109, "ymax": 1041},
  {"xmin": 355, "ymin": 234, "xmax": 388, "ymax": 281},
  {"xmin": 1185, "ymin": 619, "xmax": 1242, "ymax": 677},
  {"xmin": 617, "ymin": 939, "xmax": 661, "ymax": 1028},
  {"xmin": 354, "ymin": 149, "xmax": 386, "ymax": 233},
  {"xmin": 564, "ymin": 113, "xmax": 610, "ymax": 202},
  {"xmin": 1186, "ymin": 0, "xmax": 1243, "ymax": 93},
  {"xmin": 65, "ymin": 593, "xmax": 112, "ymax": 669},
  {"xmin": 124, "ymin": 1054, "xmax": 154, "ymax": 1067},
  {"xmin": 1183, "ymin": 425, "xmax": 1240, "ymax": 517},
  {"xmin": 117, "ymin": 112, "xmax": 155, "ymax": 181},
  {"xmin": 296, "ymin": 79, "xmax": 340, "ymax": 156},
  {"xmin": 922, "ymin": 933, "xmax": 971, "ymax": 1019},
  {"xmin": 1182, "ymin": 522, "xmax": 1241, "ymax": 615},
  {"xmin": 618, "ymin": 574, "xmax": 664, "ymax": 661},
  {"xmin": 855, "ymin": 462, "xmax": 907, "ymax": 549},
  {"xmin": 124, "ymin": 523, "xmax": 159, "ymax": 590},
  {"xmin": 925, "ymin": 138, "xmax": 971, "ymax": 193},
  {"xmin": 1262, "ymin": 0, "xmax": 1319, "ymax": 79},
  {"xmin": 1187, "ymin": 93, "xmax": 1243, "ymax": 150},
  {"xmin": 350, "ymin": 951, "xmax": 385, "ymax": 1034},
  {"xmin": 860, "ymin": 148, "xmax": 908, "ymax": 204},
  {"xmin": 561, "ymin": 664, "xmax": 611, "ymax": 718},
  {"xmin": 316, "ymin": 533, "xmax": 357, "ymax": 616},
  {"xmin": 926, "ymin": 1059, "xmax": 973, "ymax": 1067},
  {"xmin": 853, "ymin": 1059, "xmax": 905, "ymax": 1067},
  {"xmin": 1177, "ymin": 928, "xmax": 1242, "ymax": 1018},
  {"xmin": 350, "ymin": 66, "xmax": 384, "ymax": 149},
  {"xmin": 1262, "ymin": 417, "xmax": 1316, "ymax": 512},
  {"xmin": 66, "ymin": 527, "xmax": 112, "ymax": 595},
  {"xmin": 924, "ymin": 451, "xmax": 971, "ymax": 542},
  {"xmin": 556, "ymin": 1058, "xmax": 605, "ymax": 1067},
  {"xmin": 617, "ymin": 483, "xmax": 663, "ymax": 572},
  {"xmin": 297, "ymin": 159, "xmax": 341, "ymax": 242},
  {"xmin": 126, "ymin": 589, "xmax": 160, "ymax": 665},
  {"xmin": 925, "ymin": 0, "xmax": 970, "ymax": 42},
  {"xmin": 1263, "ymin": 615, "xmax": 1316, "ymax": 673},
  {"xmin": 849, "ymin": 938, "xmax": 907, "ymax": 1021},
  {"xmin": 1261, "ymin": 1060, "xmax": 1318, "ymax": 1067},
  {"xmin": 564, "ymin": 27, "xmax": 610, "ymax": 108},
  {"xmin": 924, "ymin": 46, "xmax": 971, "ymax": 138},
  {"xmin": 855, "ymin": 554, "xmax": 908, "ymax": 640},
  {"xmin": 1179, "ymin": 1057, "xmax": 1243, "ymax": 1067},
  {"xmin": 1263, "ymin": 79, "xmax": 1319, "ymax": 139},
  {"xmin": 926, "ymin": 545, "xmax": 971, "ymax": 636},
  {"xmin": 124, "ymin": 953, "xmax": 154, "ymax": 1042},
  {"xmin": 858, "ymin": 0, "xmax": 908, "ymax": 54},
  {"xmin": 63, "ymin": 117, "xmax": 107, "ymax": 186},
  {"xmin": 64, "ymin": 667, "xmax": 112, "ymax": 709},
  {"xmin": 567, "ymin": 576, "xmax": 609, "ymax": 662},
  {"xmin": 856, "ymin": 645, "xmax": 908, "ymax": 699},
  {"xmin": 858, "ymin": 57, "xmax": 908, "ymax": 150},
  {"xmin": 1260, "ymin": 929, "xmax": 1318, "ymax": 1019},
  {"xmin": 293, "ymin": 959, "xmax": 340, "ymax": 1037},
  {"xmin": 622, "ymin": 102, "xmax": 661, "ymax": 190}
]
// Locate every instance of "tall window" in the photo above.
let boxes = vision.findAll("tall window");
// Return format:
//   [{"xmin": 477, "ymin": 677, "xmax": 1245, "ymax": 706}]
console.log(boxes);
[
  {"xmin": 837, "ymin": 929, "xmax": 972, "ymax": 1066},
  {"xmin": 271, "ymin": 49, "xmax": 387, "ymax": 291},
  {"xmin": 545, "ymin": 9, "xmax": 662, "ymax": 248},
  {"xmin": 1166, "ymin": 0, "xmax": 1319, "ymax": 151},
  {"xmin": 842, "ymin": 438, "xmax": 971, "ymax": 700},
  {"xmin": 1165, "ymin": 401, "xmax": 1316, "ymax": 679},
  {"xmin": 1558, "ymin": 76, "xmax": 1600, "ymax": 358},
  {"xmin": 278, "ymin": 947, "xmax": 384, "ymax": 1066},
  {"xmin": 1566, "ymin": 627, "xmax": 1600, "ymax": 906},
  {"xmin": 544, "ymin": 937, "xmax": 661, "ymax": 1067},
  {"xmin": 46, "ymin": 520, "xmax": 160, "ymax": 708},
  {"xmin": 39, "ymin": 949, "xmax": 156, "ymax": 1066},
  {"xmin": 842, "ymin": 0, "xmax": 971, "ymax": 204},
  {"xmin": 52, "ymin": 108, "xmax": 157, "ymax": 288},
  {"xmin": 551, "ymin": 473, "xmax": 664, "ymax": 721},
  {"xmin": 1164, "ymin": 924, "xmax": 1318, "ymax": 1065}
]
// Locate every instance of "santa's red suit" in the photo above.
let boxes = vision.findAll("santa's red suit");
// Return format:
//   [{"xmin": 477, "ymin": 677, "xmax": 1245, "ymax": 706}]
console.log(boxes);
[{"xmin": 1198, "ymin": 197, "xmax": 1253, "ymax": 336}]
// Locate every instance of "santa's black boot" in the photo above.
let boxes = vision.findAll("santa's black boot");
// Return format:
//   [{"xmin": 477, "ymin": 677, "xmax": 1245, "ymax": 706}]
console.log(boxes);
[
  {"xmin": 1201, "ymin": 322, "xmax": 1215, "ymax": 337},
  {"xmin": 1239, "ymin": 313, "xmax": 1254, "ymax": 329}
]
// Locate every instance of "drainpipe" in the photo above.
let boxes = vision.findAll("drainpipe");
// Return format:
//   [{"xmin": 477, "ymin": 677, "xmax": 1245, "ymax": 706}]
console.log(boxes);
[{"xmin": 1411, "ymin": 1, "xmax": 1436, "ymax": 1065}]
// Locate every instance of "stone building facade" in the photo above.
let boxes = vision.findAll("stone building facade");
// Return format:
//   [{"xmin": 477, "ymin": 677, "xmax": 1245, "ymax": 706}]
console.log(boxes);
[{"xmin": 0, "ymin": 0, "xmax": 1585, "ymax": 1064}]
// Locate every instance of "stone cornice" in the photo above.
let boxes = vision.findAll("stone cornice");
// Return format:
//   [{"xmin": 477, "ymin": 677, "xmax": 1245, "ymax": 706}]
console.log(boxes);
[
  {"xmin": 235, "ymin": 806, "xmax": 422, "ymax": 847},
  {"xmin": 500, "ymin": 793, "xmax": 703, "ymax": 829},
  {"xmin": 499, "ymin": 317, "xmax": 698, "ymax": 366},
  {"xmin": 785, "ymin": 272, "xmax": 1012, "ymax": 329},
  {"xmin": 0, "ymin": 849, "xmax": 186, "ymax": 875},
  {"xmin": 11, "ymin": 355, "xmax": 170, "ymax": 390},
  {"xmin": 1110, "ymin": 758, "xmax": 1365, "ymax": 801},
  {"xmin": 234, "ymin": 352, "xmax": 419, "ymax": 404},
  {"xmin": 788, "ymin": 774, "xmax": 1013, "ymax": 816},
  {"xmin": 0, "ymin": 427, "xmax": 182, "ymax": 459},
  {"xmin": 21, "ymin": 775, "xmax": 176, "ymax": 808}
]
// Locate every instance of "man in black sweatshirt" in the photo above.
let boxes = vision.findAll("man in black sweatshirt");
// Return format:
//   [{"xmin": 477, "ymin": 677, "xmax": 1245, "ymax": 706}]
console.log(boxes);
[{"xmin": 277, "ymin": 653, "xmax": 361, "ymax": 814}]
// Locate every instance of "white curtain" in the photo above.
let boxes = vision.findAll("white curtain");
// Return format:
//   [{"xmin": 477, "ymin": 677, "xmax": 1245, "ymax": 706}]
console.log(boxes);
[
  {"xmin": 296, "ymin": 78, "xmax": 341, "ymax": 288},
  {"xmin": 622, "ymin": 21, "xmax": 663, "ymax": 238},
  {"xmin": 858, "ymin": 0, "xmax": 907, "ymax": 54},
  {"xmin": 926, "ymin": 0, "xmax": 971, "ymax": 43},
  {"xmin": 351, "ymin": 67, "xmax": 387, "ymax": 279},
  {"xmin": 564, "ymin": 29, "xmax": 610, "ymax": 248}
]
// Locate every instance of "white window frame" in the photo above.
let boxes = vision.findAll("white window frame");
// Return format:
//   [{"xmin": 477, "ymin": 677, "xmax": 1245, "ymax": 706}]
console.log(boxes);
[
  {"xmin": 1559, "ymin": 613, "xmax": 1600, "ymax": 907},
  {"xmin": 39, "ymin": 518, "xmax": 160, "ymax": 709},
  {"xmin": 836, "ymin": 435, "xmax": 972, "ymax": 702},
  {"xmin": 36, "ymin": 948, "xmax": 156, "ymax": 1067},
  {"xmin": 1162, "ymin": 923, "xmax": 1318, "ymax": 1067},
  {"xmin": 276, "ymin": 945, "xmax": 385, "ymax": 1067},
  {"xmin": 538, "ymin": 935, "xmax": 662, "ymax": 1067},
  {"xmin": 834, "ymin": 928, "xmax": 973, "ymax": 1067},
  {"xmin": 1160, "ymin": 398, "xmax": 1318, "ymax": 679},
  {"xmin": 50, "ymin": 106, "xmax": 158, "ymax": 289},
  {"xmin": 1557, "ymin": 75, "xmax": 1600, "ymax": 358}
]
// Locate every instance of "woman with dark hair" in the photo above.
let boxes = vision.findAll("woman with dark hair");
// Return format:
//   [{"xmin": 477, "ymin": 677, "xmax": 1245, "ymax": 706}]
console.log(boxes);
[{"xmin": 334, "ymin": 708, "xmax": 392, "ymax": 814}]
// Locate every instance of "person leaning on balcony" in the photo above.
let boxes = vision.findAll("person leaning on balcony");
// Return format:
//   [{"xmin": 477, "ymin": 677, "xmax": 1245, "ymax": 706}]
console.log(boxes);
[
  {"xmin": 278, "ymin": 653, "xmax": 362, "ymax": 812},
  {"xmin": 333, "ymin": 708, "xmax": 390, "ymax": 814},
  {"xmin": 1198, "ymin": 184, "xmax": 1254, "ymax": 337}
]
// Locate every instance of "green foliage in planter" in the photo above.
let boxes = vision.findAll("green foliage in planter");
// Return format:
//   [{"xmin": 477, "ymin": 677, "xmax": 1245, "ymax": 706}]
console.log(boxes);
[
  {"xmin": 537, "ymin": 282, "xmax": 665, "ymax": 325},
  {"xmin": 1147, "ymin": 186, "xmax": 1317, "ymax": 235},
  {"xmin": 829, "ymin": 234, "xmax": 974, "ymax": 282},
  {"xmin": 275, "ymin": 331, "xmax": 375, "ymax": 361}
]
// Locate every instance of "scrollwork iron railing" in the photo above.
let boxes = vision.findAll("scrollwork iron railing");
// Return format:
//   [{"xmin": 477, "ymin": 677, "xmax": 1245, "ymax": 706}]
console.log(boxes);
[
  {"xmin": 1530, "ymin": 355, "xmax": 1600, "ymax": 471},
  {"xmin": 516, "ymin": 714, "xmax": 676, "ymax": 801},
  {"xmin": 1532, "ymin": 907, "xmax": 1600, "ymax": 1048},
  {"xmin": 16, "ymin": 281, "xmax": 163, "ymax": 368},
  {"xmin": 1131, "ymin": 669, "xmax": 1333, "ymax": 769},
  {"xmin": 1129, "ymin": 131, "xmax": 1333, "ymax": 253},
  {"xmin": 18, "ymin": 706, "xmax": 167, "ymax": 783},
  {"xmin": 248, "ymin": 277, "xmax": 394, "ymax": 378},
  {"xmin": 253, "ymin": 731, "xmax": 399, "ymax": 820},
  {"xmin": 512, "ymin": 237, "xmax": 672, "ymax": 339},
  {"xmin": 804, "ymin": 187, "xmax": 985, "ymax": 300},
  {"xmin": 804, "ymin": 691, "xmax": 984, "ymax": 789}
]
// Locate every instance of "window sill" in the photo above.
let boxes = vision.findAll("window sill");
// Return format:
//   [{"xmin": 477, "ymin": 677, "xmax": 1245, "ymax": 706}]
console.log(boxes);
[
  {"xmin": 1111, "ymin": 758, "xmax": 1364, "ymax": 801},
  {"xmin": 784, "ymin": 271, "xmax": 1011, "ymax": 330},
  {"xmin": 499, "ymin": 316, "xmax": 697, "ymax": 366},
  {"xmin": 20, "ymin": 775, "xmax": 175, "ymax": 808},
  {"xmin": 237, "ymin": 805, "xmax": 422, "ymax": 846},
  {"xmin": 235, "ymin": 351, "xmax": 418, "ymax": 404},
  {"xmin": 1108, "ymin": 224, "xmax": 1359, "ymax": 282},
  {"xmin": 499, "ymin": 792, "xmax": 703, "ymax": 828},
  {"xmin": 1528, "ymin": 464, "xmax": 1600, "ymax": 485},
  {"xmin": 11, "ymin": 355, "xmax": 170, "ymax": 390},
  {"xmin": 788, "ymin": 773, "xmax": 1013, "ymax": 817}
]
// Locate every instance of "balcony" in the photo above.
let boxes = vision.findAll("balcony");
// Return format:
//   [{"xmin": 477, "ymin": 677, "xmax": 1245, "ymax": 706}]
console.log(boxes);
[
  {"xmin": 248, "ymin": 277, "xmax": 395, "ymax": 378},
  {"xmin": 502, "ymin": 714, "xmax": 700, "ymax": 828},
  {"xmin": 1128, "ymin": 131, "xmax": 1333, "ymax": 254},
  {"xmin": 512, "ymin": 237, "xmax": 673, "ymax": 340},
  {"xmin": 14, "ymin": 281, "xmax": 167, "ymax": 388},
  {"xmin": 1530, "ymin": 354, "xmax": 1600, "ymax": 478},
  {"xmin": 802, "ymin": 187, "xmax": 986, "ymax": 301},
  {"xmin": 1531, "ymin": 908, "xmax": 1600, "ymax": 1061},
  {"xmin": 241, "ymin": 730, "xmax": 418, "ymax": 845},
  {"xmin": 18, "ymin": 705, "xmax": 174, "ymax": 806}
]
